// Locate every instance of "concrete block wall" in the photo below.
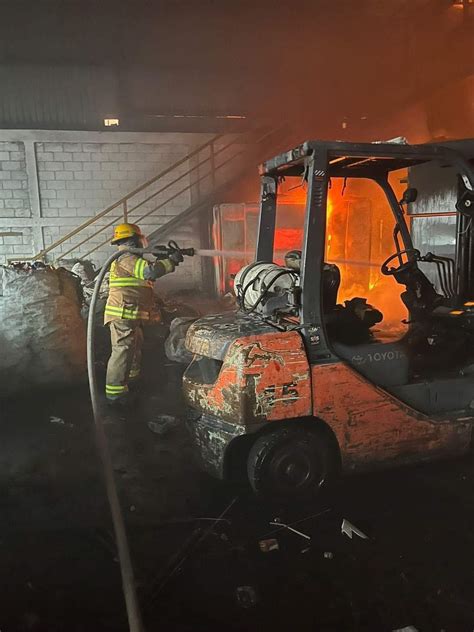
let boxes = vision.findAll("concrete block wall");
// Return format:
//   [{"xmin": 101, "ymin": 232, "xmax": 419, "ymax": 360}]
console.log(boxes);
[
  {"xmin": 0, "ymin": 130, "xmax": 217, "ymax": 290},
  {"xmin": 34, "ymin": 140, "xmax": 195, "ymax": 260},
  {"xmin": 0, "ymin": 142, "xmax": 32, "ymax": 262}
]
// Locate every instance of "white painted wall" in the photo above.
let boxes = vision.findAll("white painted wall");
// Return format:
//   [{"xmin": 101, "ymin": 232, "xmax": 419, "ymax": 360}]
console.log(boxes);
[
  {"xmin": 0, "ymin": 130, "xmax": 219, "ymax": 293},
  {"xmin": 0, "ymin": 130, "xmax": 213, "ymax": 270}
]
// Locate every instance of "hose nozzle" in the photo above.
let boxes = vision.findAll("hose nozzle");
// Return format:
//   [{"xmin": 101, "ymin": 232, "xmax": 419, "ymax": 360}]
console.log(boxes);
[{"xmin": 139, "ymin": 240, "xmax": 195, "ymax": 259}]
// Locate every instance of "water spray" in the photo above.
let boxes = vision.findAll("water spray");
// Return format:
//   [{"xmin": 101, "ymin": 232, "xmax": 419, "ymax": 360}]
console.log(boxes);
[{"xmin": 195, "ymin": 248, "xmax": 381, "ymax": 269}]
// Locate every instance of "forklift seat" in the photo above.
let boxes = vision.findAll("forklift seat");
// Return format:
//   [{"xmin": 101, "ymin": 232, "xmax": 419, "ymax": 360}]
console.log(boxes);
[
  {"xmin": 322, "ymin": 263, "xmax": 341, "ymax": 311},
  {"xmin": 331, "ymin": 340, "xmax": 409, "ymax": 387}
]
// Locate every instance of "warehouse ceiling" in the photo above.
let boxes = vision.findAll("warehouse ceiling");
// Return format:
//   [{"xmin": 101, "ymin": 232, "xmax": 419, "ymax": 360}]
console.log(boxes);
[{"xmin": 0, "ymin": 0, "xmax": 471, "ymax": 134}]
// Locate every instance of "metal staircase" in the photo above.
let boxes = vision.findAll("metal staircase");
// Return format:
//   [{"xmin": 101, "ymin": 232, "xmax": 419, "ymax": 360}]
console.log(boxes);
[{"xmin": 33, "ymin": 126, "xmax": 292, "ymax": 263}]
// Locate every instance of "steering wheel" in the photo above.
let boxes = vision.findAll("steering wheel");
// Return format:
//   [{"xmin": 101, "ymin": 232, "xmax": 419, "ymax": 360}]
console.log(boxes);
[{"xmin": 381, "ymin": 248, "xmax": 420, "ymax": 276}]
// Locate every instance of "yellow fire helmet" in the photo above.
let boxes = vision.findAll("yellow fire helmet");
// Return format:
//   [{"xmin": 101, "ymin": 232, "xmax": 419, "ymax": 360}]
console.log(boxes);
[{"xmin": 111, "ymin": 222, "xmax": 145, "ymax": 245}]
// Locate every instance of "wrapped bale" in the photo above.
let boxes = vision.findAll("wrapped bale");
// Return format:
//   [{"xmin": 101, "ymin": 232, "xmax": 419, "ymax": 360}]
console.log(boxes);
[
  {"xmin": 68, "ymin": 259, "xmax": 109, "ymax": 319},
  {"xmin": 0, "ymin": 265, "xmax": 87, "ymax": 396},
  {"xmin": 164, "ymin": 317, "xmax": 197, "ymax": 364}
]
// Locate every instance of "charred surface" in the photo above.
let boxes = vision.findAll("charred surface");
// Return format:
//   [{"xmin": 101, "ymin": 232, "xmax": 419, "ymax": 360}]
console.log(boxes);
[
  {"xmin": 185, "ymin": 313, "xmax": 277, "ymax": 360},
  {"xmin": 186, "ymin": 412, "xmax": 249, "ymax": 478},
  {"xmin": 312, "ymin": 363, "xmax": 474, "ymax": 471},
  {"xmin": 184, "ymin": 329, "xmax": 312, "ymax": 426}
]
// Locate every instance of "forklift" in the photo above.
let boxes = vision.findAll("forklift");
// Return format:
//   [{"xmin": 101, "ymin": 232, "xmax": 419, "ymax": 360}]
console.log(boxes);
[{"xmin": 183, "ymin": 140, "xmax": 474, "ymax": 498}]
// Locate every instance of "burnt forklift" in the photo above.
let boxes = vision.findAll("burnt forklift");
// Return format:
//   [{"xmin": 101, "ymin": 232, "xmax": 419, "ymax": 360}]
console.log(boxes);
[{"xmin": 183, "ymin": 140, "xmax": 474, "ymax": 498}]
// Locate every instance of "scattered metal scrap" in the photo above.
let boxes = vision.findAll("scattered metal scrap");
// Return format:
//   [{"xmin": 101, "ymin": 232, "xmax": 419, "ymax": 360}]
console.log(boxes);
[
  {"xmin": 49, "ymin": 415, "xmax": 73, "ymax": 428},
  {"xmin": 341, "ymin": 518, "xmax": 369, "ymax": 540},
  {"xmin": 262, "ymin": 509, "xmax": 331, "ymax": 538},
  {"xmin": 259, "ymin": 538, "xmax": 279, "ymax": 553},
  {"xmin": 49, "ymin": 416, "xmax": 66, "ymax": 425},
  {"xmin": 145, "ymin": 496, "xmax": 238, "ymax": 607},
  {"xmin": 269, "ymin": 518, "xmax": 311, "ymax": 541}
]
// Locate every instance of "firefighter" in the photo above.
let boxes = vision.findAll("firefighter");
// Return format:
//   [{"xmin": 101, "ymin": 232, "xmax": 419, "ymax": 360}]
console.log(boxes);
[{"xmin": 104, "ymin": 222, "xmax": 181, "ymax": 405}]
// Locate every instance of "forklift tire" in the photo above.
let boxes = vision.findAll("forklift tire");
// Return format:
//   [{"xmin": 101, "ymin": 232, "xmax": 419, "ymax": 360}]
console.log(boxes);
[{"xmin": 247, "ymin": 426, "xmax": 334, "ymax": 500}]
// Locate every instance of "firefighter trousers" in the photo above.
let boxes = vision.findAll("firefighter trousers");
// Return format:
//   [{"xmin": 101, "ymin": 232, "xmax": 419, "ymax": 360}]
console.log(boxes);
[{"xmin": 105, "ymin": 319, "xmax": 144, "ymax": 400}]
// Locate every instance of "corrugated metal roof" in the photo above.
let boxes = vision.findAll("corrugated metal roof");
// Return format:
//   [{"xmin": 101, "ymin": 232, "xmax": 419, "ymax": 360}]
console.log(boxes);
[{"xmin": 0, "ymin": 65, "xmax": 118, "ymax": 129}]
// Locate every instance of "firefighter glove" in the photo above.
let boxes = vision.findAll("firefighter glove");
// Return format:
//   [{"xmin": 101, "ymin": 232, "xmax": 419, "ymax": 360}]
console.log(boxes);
[{"xmin": 168, "ymin": 249, "xmax": 184, "ymax": 265}]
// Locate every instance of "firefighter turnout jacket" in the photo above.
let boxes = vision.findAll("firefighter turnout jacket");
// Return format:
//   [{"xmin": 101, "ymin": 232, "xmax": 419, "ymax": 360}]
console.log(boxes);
[{"xmin": 104, "ymin": 249, "xmax": 175, "ymax": 324}]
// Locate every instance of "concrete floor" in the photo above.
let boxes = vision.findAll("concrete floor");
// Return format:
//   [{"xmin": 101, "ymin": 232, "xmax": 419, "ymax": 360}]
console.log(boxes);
[{"xmin": 1, "ymin": 337, "xmax": 474, "ymax": 631}]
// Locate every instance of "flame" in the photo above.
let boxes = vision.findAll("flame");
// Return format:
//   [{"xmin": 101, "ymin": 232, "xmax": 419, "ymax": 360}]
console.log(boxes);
[
  {"xmin": 325, "ymin": 175, "xmax": 407, "ymax": 325},
  {"xmin": 215, "ymin": 172, "xmax": 408, "ymax": 328},
  {"xmin": 327, "ymin": 196, "xmax": 334, "ymax": 221}
]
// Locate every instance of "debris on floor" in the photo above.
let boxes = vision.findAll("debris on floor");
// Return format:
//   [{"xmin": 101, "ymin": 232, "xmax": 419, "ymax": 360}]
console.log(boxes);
[
  {"xmin": 147, "ymin": 414, "xmax": 180, "ymax": 436},
  {"xmin": 341, "ymin": 518, "xmax": 369, "ymax": 540},
  {"xmin": 49, "ymin": 415, "xmax": 68, "ymax": 425},
  {"xmin": 2, "ymin": 362, "xmax": 474, "ymax": 630},
  {"xmin": 270, "ymin": 518, "xmax": 311, "ymax": 540},
  {"xmin": 259, "ymin": 538, "xmax": 279, "ymax": 553},
  {"xmin": 235, "ymin": 585, "xmax": 259, "ymax": 608}
]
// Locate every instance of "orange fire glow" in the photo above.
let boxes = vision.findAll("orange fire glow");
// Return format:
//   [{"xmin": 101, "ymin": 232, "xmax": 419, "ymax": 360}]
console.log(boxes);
[
  {"xmin": 216, "ymin": 172, "xmax": 408, "ymax": 329},
  {"xmin": 325, "ymin": 175, "xmax": 408, "ymax": 325}
]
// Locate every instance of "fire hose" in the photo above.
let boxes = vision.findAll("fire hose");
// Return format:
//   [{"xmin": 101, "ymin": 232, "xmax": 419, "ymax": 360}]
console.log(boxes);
[{"xmin": 86, "ymin": 242, "xmax": 194, "ymax": 632}]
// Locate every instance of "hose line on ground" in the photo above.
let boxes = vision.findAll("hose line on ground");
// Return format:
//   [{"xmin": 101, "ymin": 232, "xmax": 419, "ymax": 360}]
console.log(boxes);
[{"xmin": 87, "ymin": 248, "xmax": 145, "ymax": 632}]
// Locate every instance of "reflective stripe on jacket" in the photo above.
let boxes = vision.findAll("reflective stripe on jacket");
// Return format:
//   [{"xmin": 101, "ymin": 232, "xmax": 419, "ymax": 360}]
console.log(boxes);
[{"xmin": 104, "ymin": 252, "xmax": 154, "ymax": 324}]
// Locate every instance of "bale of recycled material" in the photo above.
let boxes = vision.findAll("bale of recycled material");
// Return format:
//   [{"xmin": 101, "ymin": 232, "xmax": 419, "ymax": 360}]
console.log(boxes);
[
  {"xmin": 0, "ymin": 265, "xmax": 87, "ymax": 396},
  {"xmin": 164, "ymin": 316, "xmax": 197, "ymax": 364}
]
